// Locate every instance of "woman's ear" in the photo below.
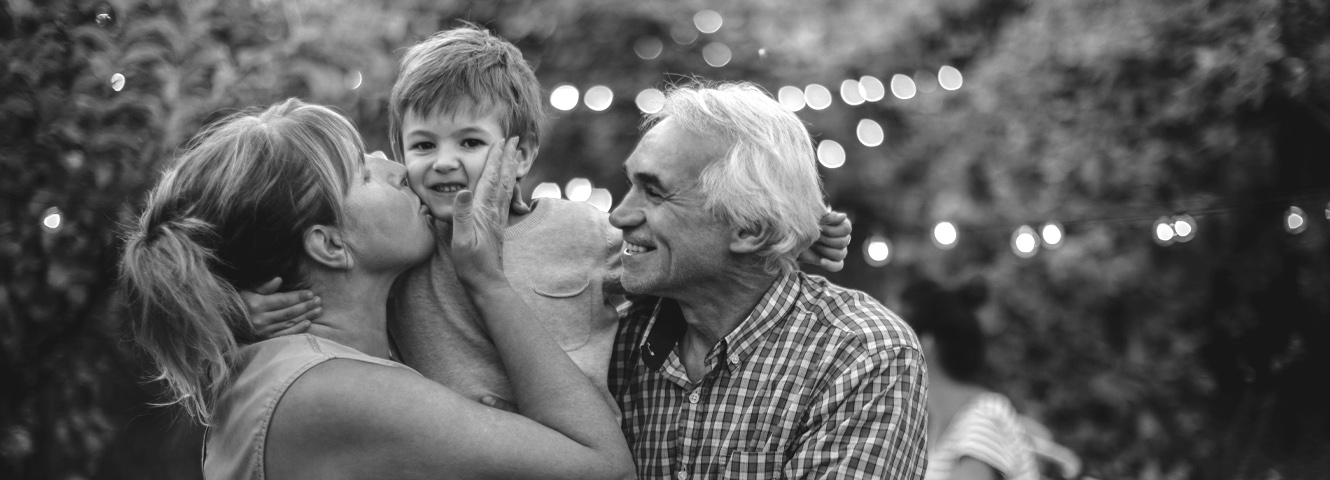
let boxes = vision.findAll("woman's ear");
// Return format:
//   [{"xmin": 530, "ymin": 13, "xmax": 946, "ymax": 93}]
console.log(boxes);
[
  {"xmin": 304, "ymin": 224, "xmax": 353, "ymax": 270},
  {"xmin": 730, "ymin": 224, "xmax": 770, "ymax": 254}
]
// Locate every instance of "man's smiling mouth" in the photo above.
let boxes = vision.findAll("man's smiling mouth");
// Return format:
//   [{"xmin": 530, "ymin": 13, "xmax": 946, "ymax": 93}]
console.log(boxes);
[{"xmin": 624, "ymin": 240, "xmax": 656, "ymax": 256}]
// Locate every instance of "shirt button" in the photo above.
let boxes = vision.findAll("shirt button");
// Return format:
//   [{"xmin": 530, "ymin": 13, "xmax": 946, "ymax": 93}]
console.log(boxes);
[
  {"xmin": 677, "ymin": 471, "xmax": 688, "ymax": 480},
  {"xmin": 688, "ymin": 392, "xmax": 700, "ymax": 404}
]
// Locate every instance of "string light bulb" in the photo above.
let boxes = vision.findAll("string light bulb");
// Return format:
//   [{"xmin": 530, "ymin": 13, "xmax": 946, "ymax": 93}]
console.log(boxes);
[
  {"xmin": 1012, "ymin": 225, "xmax": 1039, "ymax": 258},
  {"xmin": 1172, "ymin": 214, "xmax": 1196, "ymax": 243},
  {"xmin": 41, "ymin": 207, "xmax": 63, "ymax": 232},
  {"xmin": 1285, "ymin": 206, "xmax": 1308, "ymax": 234},
  {"xmin": 864, "ymin": 233, "xmax": 891, "ymax": 267},
  {"xmin": 565, "ymin": 178, "xmax": 593, "ymax": 202},
  {"xmin": 531, "ymin": 182, "xmax": 562, "ymax": 200},
  {"xmin": 1153, "ymin": 216, "xmax": 1176, "ymax": 245},
  {"xmin": 1040, "ymin": 221, "xmax": 1064, "ymax": 248},
  {"xmin": 932, "ymin": 222, "xmax": 958, "ymax": 250}
]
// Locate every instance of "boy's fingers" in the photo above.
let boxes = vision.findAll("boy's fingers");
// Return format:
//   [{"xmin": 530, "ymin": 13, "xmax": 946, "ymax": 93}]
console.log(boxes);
[
  {"xmin": 819, "ymin": 258, "xmax": 845, "ymax": 272},
  {"xmin": 811, "ymin": 243, "xmax": 848, "ymax": 262},
  {"xmin": 816, "ymin": 235, "xmax": 852, "ymax": 249}
]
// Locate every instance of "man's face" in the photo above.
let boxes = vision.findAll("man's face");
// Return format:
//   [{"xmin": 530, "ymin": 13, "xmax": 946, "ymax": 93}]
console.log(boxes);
[
  {"xmin": 609, "ymin": 118, "xmax": 734, "ymax": 297},
  {"xmin": 401, "ymin": 105, "xmax": 529, "ymax": 221}
]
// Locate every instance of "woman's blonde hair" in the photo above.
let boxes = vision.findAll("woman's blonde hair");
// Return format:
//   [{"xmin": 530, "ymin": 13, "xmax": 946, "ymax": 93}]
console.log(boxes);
[
  {"xmin": 646, "ymin": 82, "xmax": 827, "ymax": 274},
  {"xmin": 119, "ymin": 98, "xmax": 363, "ymax": 424}
]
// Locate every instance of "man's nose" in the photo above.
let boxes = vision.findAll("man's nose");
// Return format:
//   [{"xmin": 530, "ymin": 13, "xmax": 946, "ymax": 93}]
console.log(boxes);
[{"xmin": 609, "ymin": 196, "xmax": 644, "ymax": 230}]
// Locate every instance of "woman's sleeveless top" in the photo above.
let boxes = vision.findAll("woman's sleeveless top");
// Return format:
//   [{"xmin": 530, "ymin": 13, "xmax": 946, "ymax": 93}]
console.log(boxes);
[
  {"xmin": 924, "ymin": 392, "xmax": 1040, "ymax": 480},
  {"xmin": 202, "ymin": 334, "xmax": 417, "ymax": 479}
]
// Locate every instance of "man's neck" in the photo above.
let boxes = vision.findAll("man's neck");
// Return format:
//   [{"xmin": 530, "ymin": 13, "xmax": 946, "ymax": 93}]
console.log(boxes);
[
  {"xmin": 303, "ymin": 271, "xmax": 397, "ymax": 360},
  {"xmin": 673, "ymin": 267, "xmax": 781, "ymax": 382}
]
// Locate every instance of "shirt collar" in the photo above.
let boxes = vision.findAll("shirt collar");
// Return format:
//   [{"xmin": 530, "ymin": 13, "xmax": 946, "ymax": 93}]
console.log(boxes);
[{"xmin": 636, "ymin": 271, "xmax": 803, "ymax": 372}]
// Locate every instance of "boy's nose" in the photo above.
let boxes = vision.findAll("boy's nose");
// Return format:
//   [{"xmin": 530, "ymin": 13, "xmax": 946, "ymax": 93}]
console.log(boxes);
[{"xmin": 431, "ymin": 155, "xmax": 462, "ymax": 173}]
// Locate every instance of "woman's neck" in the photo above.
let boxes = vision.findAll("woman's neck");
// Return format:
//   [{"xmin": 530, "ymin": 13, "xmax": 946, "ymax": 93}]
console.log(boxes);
[{"xmin": 302, "ymin": 271, "xmax": 398, "ymax": 360}]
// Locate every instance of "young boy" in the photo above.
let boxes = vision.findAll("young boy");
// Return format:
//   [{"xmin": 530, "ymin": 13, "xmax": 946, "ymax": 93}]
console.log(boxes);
[{"xmin": 247, "ymin": 26, "xmax": 851, "ymax": 411}]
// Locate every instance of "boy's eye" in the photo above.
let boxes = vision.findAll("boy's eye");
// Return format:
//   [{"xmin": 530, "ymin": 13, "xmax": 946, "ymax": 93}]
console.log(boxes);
[
  {"xmin": 409, "ymin": 141, "xmax": 435, "ymax": 151},
  {"xmin": 461, "ymin": 138, "xmax": 486, "ymax": 149}
]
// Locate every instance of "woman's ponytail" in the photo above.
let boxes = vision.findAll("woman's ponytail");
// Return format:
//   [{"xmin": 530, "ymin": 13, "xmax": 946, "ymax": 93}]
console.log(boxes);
[{"xmin": 120, "ymin": 216, "xmax": 251, "ymax": 424}]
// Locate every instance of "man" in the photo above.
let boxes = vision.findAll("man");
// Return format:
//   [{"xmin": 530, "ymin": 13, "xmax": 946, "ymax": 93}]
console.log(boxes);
[{"xmin": 608, "ymin": 82, "xmax": 928, "ymax": 479}]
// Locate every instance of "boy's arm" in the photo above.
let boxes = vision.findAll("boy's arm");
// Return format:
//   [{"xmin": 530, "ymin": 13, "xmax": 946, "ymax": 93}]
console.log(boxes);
[{"xmin": 242, "ymin": 277, "xmax": 320, "ymax": 337}]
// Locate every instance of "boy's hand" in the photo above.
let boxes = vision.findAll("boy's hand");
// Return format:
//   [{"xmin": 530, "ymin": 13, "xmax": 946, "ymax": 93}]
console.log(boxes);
[
  {"xmin": 241, "ymin": 277, "xmax": 321, "ymax": 338},
  {"xmin": 799, "ymin": 211, "xmax": 852, "ymax": 272}
]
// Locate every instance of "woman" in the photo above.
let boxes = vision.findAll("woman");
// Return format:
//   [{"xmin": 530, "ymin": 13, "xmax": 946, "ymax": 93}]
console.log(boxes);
[
  {"xmin": 119, "ymin": 98, "xmax": 633, "ymax": 479},
  {"xmin": 900, "ymin": 279, "xmax": 1039, "ymax": 480}
]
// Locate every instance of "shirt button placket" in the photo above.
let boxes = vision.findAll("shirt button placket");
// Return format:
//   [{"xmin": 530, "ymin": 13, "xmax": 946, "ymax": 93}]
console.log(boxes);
[{"xmin": 688, "ymin": 392, "xmax": 700, "ymax": 404}]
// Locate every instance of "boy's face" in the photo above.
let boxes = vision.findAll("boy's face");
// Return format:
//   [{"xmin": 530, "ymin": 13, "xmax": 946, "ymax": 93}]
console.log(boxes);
[{"xmin": 401, "ymin": 105, "xmax": 531, "ymax": 221}]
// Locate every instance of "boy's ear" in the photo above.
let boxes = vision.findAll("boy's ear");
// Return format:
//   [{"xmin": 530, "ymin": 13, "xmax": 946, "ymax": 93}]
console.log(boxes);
[
  {"xmin": 304, "ymin": 224, "xmax": 354, "ymax": 270},
  {"xmin": 514, "ymin": 144, "xmax": 538, "ymax": 179},
  {"xmin": 730, "ymin": 223, "xmax": 770, "ymax": 255}
]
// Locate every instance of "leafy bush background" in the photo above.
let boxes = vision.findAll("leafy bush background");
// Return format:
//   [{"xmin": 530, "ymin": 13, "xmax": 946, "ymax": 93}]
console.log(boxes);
[{"xmin": 2, "ymin": 0, "xmax": 1327, "ymax": 478}]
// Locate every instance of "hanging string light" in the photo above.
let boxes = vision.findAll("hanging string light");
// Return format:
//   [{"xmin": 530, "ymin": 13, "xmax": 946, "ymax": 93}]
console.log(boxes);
[
  {"xmin": 1284, "ymin": 206, "xmax": 1308, "ymax": 234},
  {"xmin": 804, "ymin": 84, "xmax": 832, "ymax": 110},
  {"xmin": 778, "ymin": 86, "xmax": 806, "ymax": 112},
  {"xmin": 550, "ymin": 85, "xmax": 579, "ymax": 111},
  {"xmin": 1040, "ymin": 221, "xmax": 1064, "ymax": 248},
  {"xmin": 1153, "ymin": 216, "xmax": 1176, "ymax": 245},
  {"xmin": 531, "ymin": 182, "xmax": 562, "ymax": 200},
  {"xmin": 1012, "ymin": 225, "xmax": 1039, "ymax": 258},
  {"xmin": 1172, "ymin": 214, "xmax": 1197, "ymax": 242},
  {"xmin": 587, "ymin": 188, "xmax": 613, "ymax": 212},
  {"xmin": 816, "ymin": 140, "xmax": 846, "ymax": 168},
  {"xmin": 932, "ymin": 221, "xmax": 958, "ymax": 250},
  {"xmin": 565, "ymin": 178, "xmax": 593, "ymax": 202},
  {"xmin": 840, "ymin": 79, "xmax": 865, "ymax": 106},
  {"xmin": 584, "ymin": 85, "xmax": 614, "ymax": 111},
  {"xmin": 864, "ymin": 233, "xmax": 892, "ymax": 267},
  {"xmin": 41, "ymin": 207, "xmax": 63, "ymax": 232}
]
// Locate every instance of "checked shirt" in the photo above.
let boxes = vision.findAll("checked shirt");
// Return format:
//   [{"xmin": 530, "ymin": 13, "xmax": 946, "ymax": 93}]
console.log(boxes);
[{"xmin": 609, "ymin": 271, "xmax": 928, "ymax": 479}]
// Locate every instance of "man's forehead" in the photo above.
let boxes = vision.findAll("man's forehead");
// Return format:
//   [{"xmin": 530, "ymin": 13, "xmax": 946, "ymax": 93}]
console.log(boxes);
[{"xmin": 624, "ymin": 119, "xmax": 724, "ymax": 181}]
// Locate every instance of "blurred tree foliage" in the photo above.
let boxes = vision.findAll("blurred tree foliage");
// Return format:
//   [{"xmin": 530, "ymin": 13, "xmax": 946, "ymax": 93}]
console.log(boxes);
[{"xmin": 1, "ymin": 0, "xmax": 1327, "ymax": 479}]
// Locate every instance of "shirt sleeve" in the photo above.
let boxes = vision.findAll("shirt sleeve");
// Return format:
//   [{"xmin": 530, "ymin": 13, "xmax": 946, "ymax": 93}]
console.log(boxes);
[{"xmin": 784, "ymin": 343, "xmax": 929, "ymax": 480}]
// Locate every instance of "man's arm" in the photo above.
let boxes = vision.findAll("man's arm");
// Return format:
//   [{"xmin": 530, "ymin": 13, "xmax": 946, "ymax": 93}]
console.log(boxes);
[{"xmin": 785, "ymin": 344, "xmax": 929, "ymax": 479}]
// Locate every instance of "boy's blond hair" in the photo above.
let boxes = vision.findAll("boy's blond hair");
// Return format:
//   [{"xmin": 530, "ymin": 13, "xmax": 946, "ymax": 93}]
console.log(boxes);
[{"xmin": 389, "ymin": 25, "xmax": 543, "ymax": 162}]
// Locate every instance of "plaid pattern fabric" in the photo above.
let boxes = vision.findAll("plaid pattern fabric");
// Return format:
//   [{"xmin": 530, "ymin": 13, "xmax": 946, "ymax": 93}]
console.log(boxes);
[{"xmin": 610, "ymin": 271, "xmax": 929, "ymax": 479}]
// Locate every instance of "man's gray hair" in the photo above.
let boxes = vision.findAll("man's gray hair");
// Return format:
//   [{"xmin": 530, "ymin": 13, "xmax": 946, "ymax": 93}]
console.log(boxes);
[{"xmin": 647, "ymin": 82, "xmax": 827, "ymax": 274}]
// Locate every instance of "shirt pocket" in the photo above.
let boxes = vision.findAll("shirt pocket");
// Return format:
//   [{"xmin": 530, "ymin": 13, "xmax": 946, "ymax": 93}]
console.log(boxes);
[{"xmin": 722, "ymin": 451, "xmax": 785, "ymax": 480}]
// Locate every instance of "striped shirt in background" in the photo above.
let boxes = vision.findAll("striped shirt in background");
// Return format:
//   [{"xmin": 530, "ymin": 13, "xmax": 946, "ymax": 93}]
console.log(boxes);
[
  {"xmin": 610, "ymin": 271, "xmax": 929, "ymax": 479},
  {"xmin": 924, "ymin": 392, "xmax": 1040, "ymax": 480}
]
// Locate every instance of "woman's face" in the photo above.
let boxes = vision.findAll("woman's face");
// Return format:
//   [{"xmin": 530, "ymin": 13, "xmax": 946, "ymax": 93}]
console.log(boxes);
[{"xmin": 341, "ymin": 154, "xmax": 435, "ymax": 271}]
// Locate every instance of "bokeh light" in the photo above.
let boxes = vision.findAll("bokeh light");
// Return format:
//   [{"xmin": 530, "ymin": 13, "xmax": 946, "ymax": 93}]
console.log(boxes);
[
  {"xmin": 110, "ymin": 73, "xmax": 125, "ymax": 92},
  {"xmin": 816, "ymin": 140, "xmax": 846, "ymax": 168},
  {"xmin": 938, "ymin": 65, "xmax": 963, "ymax": 90},
  {"xmin": 702, "ymin": 42, "xmax": 732, "ymax": 67},
  {"xmin": 41, "ymin": 207, "xmax": 62, "ymax": 232},
  {"xmin": 778, "ymin": 86, "xmax": 806, "ymax": 111},
  {"xmin": 550, "ymin": 84, "xmax": 579, "ymax": 111},
  {"xmin": 890, "ymin": 74, "xmax": 916, "ymax": 100},
  {"xmin": 804, "ymin": 84, "xmax": 832, "ymax": 110},
  {"xmin": 587, "ymin": 188, "xmax": 613, "ymax": 213},
  {"xmin": 864, "ymin": 233, "xmax": 891, "ymax": 267},
  {"xmin": 1012, "ymin": 225, "xmax": 1039, "ymax": 258},
  {"xmin": 914, "ymin": 70, "xmax": 938, "ymax": 93},
  {"xmin": 856, "ymin": 119, "xmax": 884, "ymax": 147},
  {"xmin": 346, "ymin": 70, "xmax": 363, "ymax": 90},
  {"xmin": 584, "ymin": 85, "xmax": 613, "ymax": 111},
  {"xmin": 840, "ymin": 79, "xmax": 865, "ymax": 105},
  {"xmin": 635, "ymin": 88, "xmax": 665, "ymax": 113},
  {"xmin": 933, "ymin": 222, "xmax": 958, "ymax": 250},
  {"xmin": 565, "ymin": 178, "xmax": 592, "ymax": 202},
  {"xmin": 670, "ymin": 24, "xmax": 698, "ymax": 45},
  {"xmin": 1285, "ymin": 206, "xmax": 1308, "ymax": 234},
  {"xmin": 1154, "ymin": 216, "xmax": 1176, "ymax": 245},
  {"xmin": 693, "ymin": 10, "xmax": 723, "ymax": 33},
  {"xmin": 1041, "ymin": 221, "xmax": 1064, "ymax": 248},
  {"xmin": 859, "ymin": 75, "xmax": 885, "ymax": 101},
  {"xmin": 531, "ymin": 182, "xmax": 562, "ymax": 200},
  {"xmin": 633, "ymin": 36, "xmax": 663, "ymax": 60},
  {"xmin": 1172, "ymin": 214, "xmax": 1196, "ymax": 242}
]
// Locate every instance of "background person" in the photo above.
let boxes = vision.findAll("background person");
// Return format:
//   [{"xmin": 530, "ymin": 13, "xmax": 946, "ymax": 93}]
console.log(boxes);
[
  {"xmin": 119, "ymin": 98, "xmax": 633, "ymax": 479},
  {"xmin": 900, "ymin": 278, "xmax": 1039, "ymax": 480}
]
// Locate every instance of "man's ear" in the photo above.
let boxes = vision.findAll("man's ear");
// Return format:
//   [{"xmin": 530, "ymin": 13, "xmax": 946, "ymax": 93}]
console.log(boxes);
[
  {"xmin": 304, "ymin": 224, "xmax": 353, "ymax": 270},
  {"xmin": 514, "ymin": 144, "xmax": 538, "ymax": 179},
  {"xmin": 730, "ymin": 224, "xmax": 770, "ymax": 255}
]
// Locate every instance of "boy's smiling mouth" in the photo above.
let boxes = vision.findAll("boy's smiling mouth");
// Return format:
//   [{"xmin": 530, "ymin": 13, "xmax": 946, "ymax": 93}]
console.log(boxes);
[{"xmin": 428, "ymin": 182, "xmax": 466, "ymax": 194}]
